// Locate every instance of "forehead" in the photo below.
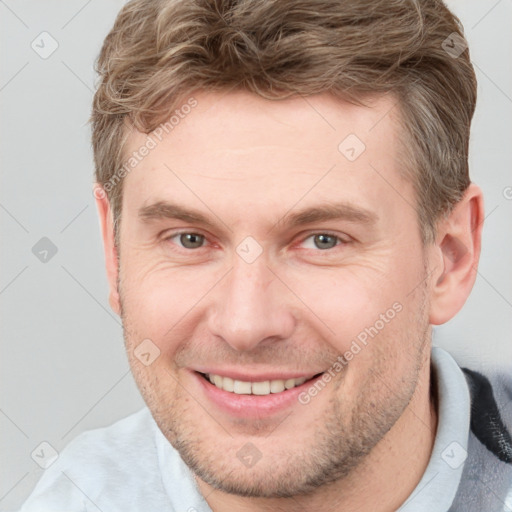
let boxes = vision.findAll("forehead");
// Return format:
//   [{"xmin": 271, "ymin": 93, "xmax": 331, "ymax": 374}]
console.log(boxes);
[
  {"xmin": 123, "ymin": 89, "xmax": 401, "ymax": 159},
  {"xmin": 120, "ymin": 90, "xmax": 411, "ymax": 231},
  {"xmin": 135, "ymin": 90, "xmax": 399, "ymax": 155}
]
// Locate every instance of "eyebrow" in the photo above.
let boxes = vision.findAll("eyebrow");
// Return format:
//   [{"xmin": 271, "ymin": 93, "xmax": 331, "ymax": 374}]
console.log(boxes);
[
  {"xmin": 275, "ymin": 202, "xmax": 378, "ymax": 230},
  {"xmin": 138, "ymin": 200, "xmax": 378, "ymax": 231}
]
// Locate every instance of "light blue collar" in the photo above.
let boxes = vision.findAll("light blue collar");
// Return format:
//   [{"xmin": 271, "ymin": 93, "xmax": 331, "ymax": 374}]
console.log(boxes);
[{"xmin": 399, "ymin": 346, "xmax": 471, "ymax": 512}]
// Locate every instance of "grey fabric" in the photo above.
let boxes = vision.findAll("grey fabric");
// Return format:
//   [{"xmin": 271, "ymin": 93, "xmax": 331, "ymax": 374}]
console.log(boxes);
[{"xmin": 449, "ymin": 370, "xmax": 512, "ymax": 511}]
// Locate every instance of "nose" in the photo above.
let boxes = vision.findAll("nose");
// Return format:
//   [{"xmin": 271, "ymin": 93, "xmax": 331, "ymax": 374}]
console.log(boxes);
[{"xmin": 207, "ymin": 255, "xmax": 296, "ymax": 352}]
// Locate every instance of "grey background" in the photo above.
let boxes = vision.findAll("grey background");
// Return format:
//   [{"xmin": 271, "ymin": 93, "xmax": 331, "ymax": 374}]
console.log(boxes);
[{"xmin": 0, "ymin": 0, "xmax": 511, "ymax": 509}]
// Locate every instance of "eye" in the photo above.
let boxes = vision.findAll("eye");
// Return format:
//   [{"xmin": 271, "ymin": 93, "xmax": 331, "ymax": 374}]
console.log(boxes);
[
  {"xmin": 300, "ymin": 233, "xmax": 344, "ymax": 250},
  {"xmin": 166, "ymin": 232, "xmax": 206, "ymax": 249}
]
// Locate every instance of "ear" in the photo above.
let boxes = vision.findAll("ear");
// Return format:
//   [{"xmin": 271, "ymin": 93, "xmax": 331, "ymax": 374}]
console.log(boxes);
[
  {"xmin": 94, "ymin": 185, "xmax": 121, "ymax": 316},
  {"xmin": 429, "ymin": 183, "xmax": 484, "ymax": 325}
]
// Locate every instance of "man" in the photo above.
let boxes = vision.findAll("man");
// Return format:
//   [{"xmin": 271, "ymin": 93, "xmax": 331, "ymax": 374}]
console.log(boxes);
[{"xmin": 19, "ymin": 0, "xmax": 512, "ymax": 511}]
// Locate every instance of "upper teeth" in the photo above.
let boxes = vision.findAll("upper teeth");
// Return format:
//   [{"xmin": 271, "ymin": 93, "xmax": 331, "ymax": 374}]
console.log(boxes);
[{"xmin": 207, "ymin": 374, "xmax": 309, "ymax": 395}]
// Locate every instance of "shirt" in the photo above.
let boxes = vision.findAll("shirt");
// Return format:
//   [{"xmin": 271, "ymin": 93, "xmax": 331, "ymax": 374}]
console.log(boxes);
[{"xmin": 18, "ymin": 347, "xmax": 512, "ymax": 512}]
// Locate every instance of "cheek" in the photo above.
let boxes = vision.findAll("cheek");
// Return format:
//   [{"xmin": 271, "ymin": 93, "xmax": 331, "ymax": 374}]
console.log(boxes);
[
  {"xmin": 292, "ymin": 255, "xmax": 426, "ymax": 391},
  {"xmin": 119, "ymin": 261, "xmax": 218, "ymax": 348},
  {"xmin": 285, "ymin": 262, "xmax": 413, "ymax": 353}
]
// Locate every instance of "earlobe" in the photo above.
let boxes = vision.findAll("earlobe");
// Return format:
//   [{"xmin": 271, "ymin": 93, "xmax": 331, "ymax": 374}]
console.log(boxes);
[
  {"xmin": 429, "ymin": 184, "xmax": 484, "ymax": 325},
  {"xmin": 94, "ymin": 185, "xmax": 121, "ymax": 316}
]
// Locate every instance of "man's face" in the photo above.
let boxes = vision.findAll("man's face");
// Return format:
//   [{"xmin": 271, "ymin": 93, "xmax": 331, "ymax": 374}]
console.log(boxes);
[{"xmin": 116, "ymin": 91, "xmax": 433, "ymax": 497}]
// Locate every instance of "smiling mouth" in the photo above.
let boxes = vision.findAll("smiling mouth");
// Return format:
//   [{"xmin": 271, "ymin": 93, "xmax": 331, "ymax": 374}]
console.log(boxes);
[{"xmin": 198, "ymin": 372, "xmax": 323, "ymax": 396}]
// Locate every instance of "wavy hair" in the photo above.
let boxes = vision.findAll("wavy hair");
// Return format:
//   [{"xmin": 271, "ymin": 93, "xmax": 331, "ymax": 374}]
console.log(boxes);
[{"xmin": 91, "ymin": 0, "xmax": 477, "ymax": 244}]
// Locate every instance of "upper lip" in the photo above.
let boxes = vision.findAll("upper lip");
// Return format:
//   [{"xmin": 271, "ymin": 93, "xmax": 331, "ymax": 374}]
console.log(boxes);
[{"xmin": 191, "ymin": 367, "xmax": 325, "ymax": 382}]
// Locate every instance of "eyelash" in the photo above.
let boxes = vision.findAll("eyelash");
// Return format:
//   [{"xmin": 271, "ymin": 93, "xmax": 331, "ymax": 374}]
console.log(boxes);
[{"xmin": 162, "ymin": 230, "xmax": 349, "ymax": 253}]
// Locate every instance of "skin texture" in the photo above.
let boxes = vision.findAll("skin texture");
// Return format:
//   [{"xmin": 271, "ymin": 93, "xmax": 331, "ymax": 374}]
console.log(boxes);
[{"xmin": 96, "ymin": 90, "xmax": 484, "ymax": 512}]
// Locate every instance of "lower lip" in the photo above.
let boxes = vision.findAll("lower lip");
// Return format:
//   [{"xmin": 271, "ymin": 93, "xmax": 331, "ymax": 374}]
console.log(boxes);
[{"xmin": 193, "ymin": 371, "xmax": 323, "ymax": 418}]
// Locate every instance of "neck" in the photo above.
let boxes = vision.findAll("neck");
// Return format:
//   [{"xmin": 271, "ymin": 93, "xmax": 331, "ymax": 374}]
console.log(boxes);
[{"xmin": 198, "ymin": 351, "xmax": 438, "ymax": 512}]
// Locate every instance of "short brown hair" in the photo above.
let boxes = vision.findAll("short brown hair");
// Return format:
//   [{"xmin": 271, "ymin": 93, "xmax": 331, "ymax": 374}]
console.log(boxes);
[{"xmin": 91, "ymin": 0, "xmax": 477, "ymax": 244}]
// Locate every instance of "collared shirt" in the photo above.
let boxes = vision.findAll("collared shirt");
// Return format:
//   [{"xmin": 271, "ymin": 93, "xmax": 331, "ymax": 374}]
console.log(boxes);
[
  {"xmin": 18, "ymin": 347, "xmax": 512, "ymax": 512},
  {"xmin": 399, "ymin": 346, "xmax": 471, "ymax": 511}
]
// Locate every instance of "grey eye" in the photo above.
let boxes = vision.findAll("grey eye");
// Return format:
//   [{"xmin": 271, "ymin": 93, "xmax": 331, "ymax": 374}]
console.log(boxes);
[
  {"xmin": 178, "ymin": 233, "xmax": 205, "ymax": 249},
  {"xmin": 302, "ymin": 234, "xmax": 339, "ymax": 250},
  {"xmin": 314, "ymin": 234, "xmax": 338, "ymax": 250}
]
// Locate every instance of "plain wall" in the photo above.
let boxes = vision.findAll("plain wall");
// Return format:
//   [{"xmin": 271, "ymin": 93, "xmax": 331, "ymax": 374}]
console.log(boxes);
[{"xmin": 1, "ymin": 1, "xmax": 511, "ymax": 509}]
